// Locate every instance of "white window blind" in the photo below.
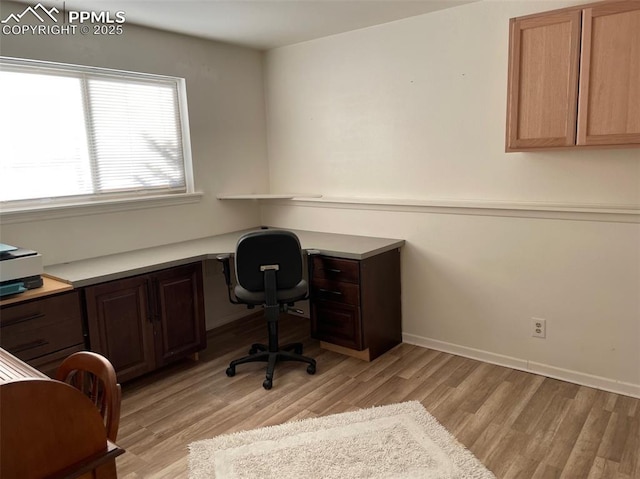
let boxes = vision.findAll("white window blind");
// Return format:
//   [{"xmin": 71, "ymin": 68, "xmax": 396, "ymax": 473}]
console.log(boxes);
[{"xmin": 0, "ymin": 57, "xmax": 193, "ymax": 208}]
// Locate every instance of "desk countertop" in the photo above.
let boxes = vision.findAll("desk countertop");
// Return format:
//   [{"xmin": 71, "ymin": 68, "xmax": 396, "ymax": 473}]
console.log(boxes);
[{"xmin": 45, "ymin": 228, "xmax": 404, "ymax": 288}]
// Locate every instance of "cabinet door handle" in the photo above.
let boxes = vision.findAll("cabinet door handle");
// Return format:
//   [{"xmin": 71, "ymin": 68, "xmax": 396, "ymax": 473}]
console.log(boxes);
[
  {"xmin": 318, "ymin": 288, "xmax": 342, "ymax": 296},
  {"xmin": 0, "ymin": 313, "xmax": 45, "ymax": 328},
  {"xmin": 152, "ymin": 278, "xmax": 162, "ymax": 322},
  {"xmin": 145, "ymin": 278, "xmax": 156, "ymax": 323},
  {"xmin": 11, "ymin": 339, "xmax": 49, "ymax": 353}
]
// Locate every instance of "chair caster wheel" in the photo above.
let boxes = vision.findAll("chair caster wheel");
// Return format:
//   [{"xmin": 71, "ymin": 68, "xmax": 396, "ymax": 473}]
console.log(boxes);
[
  {"xmin": 307, "ymin": 364, "xmax": 316, "ymax": 375},
  {"xmin": 226, "ymin": 367, "xmax": 235, "ymax": 377},
  {"xmin": 263, "ymin": 379, "xmax": 272, "ymax": 390}
]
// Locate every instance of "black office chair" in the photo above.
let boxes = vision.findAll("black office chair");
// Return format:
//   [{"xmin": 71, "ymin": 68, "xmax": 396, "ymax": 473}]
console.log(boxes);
[{"xmin": 217, "ymin": 229, "xmax": 317, "ymax": 390}]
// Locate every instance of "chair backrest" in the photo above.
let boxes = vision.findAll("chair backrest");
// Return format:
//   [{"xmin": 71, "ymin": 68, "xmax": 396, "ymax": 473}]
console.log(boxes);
[
  {"xmin": 1, "ymin": 379, "xmax": 110, "ymax": 478},
  {"xmin": 56, "ymin": 351, "xmax": 121, "ymax": 442},
  {"xmin": 235, "ymin": 230, "xmax": 303, "ymax": 292}
]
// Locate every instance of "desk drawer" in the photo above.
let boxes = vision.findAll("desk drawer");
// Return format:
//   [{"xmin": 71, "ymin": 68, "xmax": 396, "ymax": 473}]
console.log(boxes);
[
  {"xmin": 311, "ymin": 301, "xmax": 363, "ymax": 350},
  {"xmin": 312, "ymin": 256, "xmax": 359, "ymax": 284},
  {"xmin": 311, "ymin": 278, "xmax": 360, "ymax": 306},
  {"xmin": 0, "ymin": 292, "xmax": 84, "ymax": 362},
  {"xmin": 29, "ymin": 344, "xmax": 86, "ymax": 378}
]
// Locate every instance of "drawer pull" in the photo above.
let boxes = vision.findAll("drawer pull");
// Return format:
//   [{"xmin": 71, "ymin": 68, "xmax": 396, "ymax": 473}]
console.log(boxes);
[
  {"xmin": 325, "ymin": 269, "xmax": 342, "ymax": 274},
  {"xmin": 318, "ymin": 288, "xmax": 342, "ymax": 296},
  {"xmin": 1, "ymin": 313, "xmax": 46, "ymax": 328},
  {"xmin": 12, "ymin": 339, "xmax": 49, "ymax": 353}
]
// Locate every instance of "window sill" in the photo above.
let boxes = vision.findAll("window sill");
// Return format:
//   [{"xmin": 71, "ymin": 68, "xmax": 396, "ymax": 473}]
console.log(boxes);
[{"xmin": 0, "ymin": 192, "xmax": 203, "ymax": 225}]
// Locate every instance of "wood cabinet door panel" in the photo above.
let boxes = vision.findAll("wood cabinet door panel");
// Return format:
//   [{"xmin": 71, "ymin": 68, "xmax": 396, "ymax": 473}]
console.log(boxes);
[
  {"xmin": 153, "ymin": 263, "xmax": 206, "ymax": 366},
  {"xmin": 506, "ymin": 10, "xmax": 582, "ymax": 150},
  {"xmin": 84, "ymin": 276, "xmax": 155, "ymax": 382},
  {"xmin": 83, "ymin": 262, "xmax": 206, "ymax": 382},
  {"xmin": 311, "ymin": 301, "xmax": 363, "ymax": 350},
  {"xmin": 578, "ymin": 1, "xmax": 640, "ymax": 145}
]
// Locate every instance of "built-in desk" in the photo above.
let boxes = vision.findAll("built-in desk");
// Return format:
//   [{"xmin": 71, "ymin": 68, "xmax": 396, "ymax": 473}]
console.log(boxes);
[{"xmin": 7, "ymin": 229, "xmax": 402, "ymax": 382}]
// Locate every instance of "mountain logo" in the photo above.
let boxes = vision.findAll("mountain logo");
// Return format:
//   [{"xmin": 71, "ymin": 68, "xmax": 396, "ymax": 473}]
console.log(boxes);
[{"xmin": 1, "ymin": 3, "xmax": 60, "ymax": 24}]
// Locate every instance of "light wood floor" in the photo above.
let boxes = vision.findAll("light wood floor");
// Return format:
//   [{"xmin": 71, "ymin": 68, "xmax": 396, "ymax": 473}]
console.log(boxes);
[{"xmin": 116, "ymin": 314, "xmax": 639, "ymax": 479}]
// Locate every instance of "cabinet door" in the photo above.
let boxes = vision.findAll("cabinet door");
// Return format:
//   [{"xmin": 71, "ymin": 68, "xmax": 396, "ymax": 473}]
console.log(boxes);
[
  {"xmin": 506, "ymin": 10, "xmax": 582, "ymax": 150},
  {"xmin": 577, "ymin": 1, "xmax": 640, "ymax": 145},
  {"xmin": 85, "ymin": 275, "xmax": 156, "ymax": 382},
  {"xmin": 152, "ymin": 263, "xmax": 206, "ymax": 366}
]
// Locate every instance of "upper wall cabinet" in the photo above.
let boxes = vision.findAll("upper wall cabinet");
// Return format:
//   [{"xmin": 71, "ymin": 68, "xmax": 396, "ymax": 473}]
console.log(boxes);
[
  {"xmin": 506, "ymin": 0, "xmax": 640, "ymax": 152},
  {"xmin": 578, "ymin": 1, "xmax": 640, "ymax": 146}
]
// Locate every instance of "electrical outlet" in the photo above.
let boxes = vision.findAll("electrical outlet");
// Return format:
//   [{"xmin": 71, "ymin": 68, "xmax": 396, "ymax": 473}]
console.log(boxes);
[{"xmin": 532, "ymin": 318, "xmax": 546, "ymax": 338}]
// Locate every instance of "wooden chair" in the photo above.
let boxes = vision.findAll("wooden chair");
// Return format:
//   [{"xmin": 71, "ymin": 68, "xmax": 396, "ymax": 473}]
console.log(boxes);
[
  {"xmin": 1, "ymin": 378, "xmax": 122, "ymax": 478},
  {"xmin": 56, "ymin": 351, "xmax": 122, "ymax": 442}
]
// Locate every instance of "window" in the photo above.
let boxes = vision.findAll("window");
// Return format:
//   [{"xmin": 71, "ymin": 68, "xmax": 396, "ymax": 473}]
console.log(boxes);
[{"xmin": 0, "ymin": 57, "xmax": 194, "ymax": 211}]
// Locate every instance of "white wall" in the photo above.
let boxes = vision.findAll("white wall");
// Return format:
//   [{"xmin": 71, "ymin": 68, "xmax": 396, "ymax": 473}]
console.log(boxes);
[
  {"xmin": 262, "ymin": 1, "xmax": 640, "ymax": 395},
  {"xmin": 0, "ymin": 1, "xmax": 269, "ymax": 328},
  {"xmin": 0, "ymin": 1, "xmax": 267, "ymax": 265}
]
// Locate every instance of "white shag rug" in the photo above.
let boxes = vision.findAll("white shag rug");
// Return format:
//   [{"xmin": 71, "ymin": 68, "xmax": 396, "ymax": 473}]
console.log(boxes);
[{"xmin": 188, "ymin": 401, "xmax": 496, "ymax": 479}]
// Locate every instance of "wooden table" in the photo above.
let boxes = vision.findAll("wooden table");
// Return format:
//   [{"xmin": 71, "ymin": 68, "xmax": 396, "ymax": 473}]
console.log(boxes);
[{"xmin": 0, "ymin": 348, "xmax": 124, "ymax": 479}]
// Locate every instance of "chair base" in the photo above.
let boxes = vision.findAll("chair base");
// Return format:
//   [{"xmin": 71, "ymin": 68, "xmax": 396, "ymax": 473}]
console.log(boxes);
[{"xmin": 226, "ymin": 342, "xmax": 316, "ymax": 390}]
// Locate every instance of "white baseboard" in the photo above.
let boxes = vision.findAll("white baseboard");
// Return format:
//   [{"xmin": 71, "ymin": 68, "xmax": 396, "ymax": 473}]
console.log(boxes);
[{"xmin": 403, "ymin": 333, "xmax": 640, "ymax": 399}]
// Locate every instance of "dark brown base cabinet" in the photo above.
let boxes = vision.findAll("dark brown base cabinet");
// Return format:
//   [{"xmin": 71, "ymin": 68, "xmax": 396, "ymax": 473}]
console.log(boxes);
[
  {"xmin": 0, "ymin": 291, "xmax": 85, "ymax": 378},
  {"xmin": 310, "ymin": 249, "xmax": 402, "ymax": 361},
  {"xmin": 84, "ymin": 262, "xmax": 206, "ymax": 382}
]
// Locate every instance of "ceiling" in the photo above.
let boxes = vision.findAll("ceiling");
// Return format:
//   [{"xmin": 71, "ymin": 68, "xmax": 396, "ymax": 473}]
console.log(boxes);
[{"xmin": 7, "ymin": 0, "xmax": 478, "ymax": 50}]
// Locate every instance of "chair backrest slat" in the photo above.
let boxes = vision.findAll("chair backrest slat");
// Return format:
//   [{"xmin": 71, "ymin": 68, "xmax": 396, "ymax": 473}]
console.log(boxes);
[{"xmin": 56, "ymin": 351, "xmax": 121, "ymax": 442}]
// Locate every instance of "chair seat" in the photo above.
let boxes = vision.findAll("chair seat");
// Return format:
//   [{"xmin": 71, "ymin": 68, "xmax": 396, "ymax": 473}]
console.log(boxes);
[{"xmin": 234, "ymin": 279, "xmax": 308, "ymax": 305}]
